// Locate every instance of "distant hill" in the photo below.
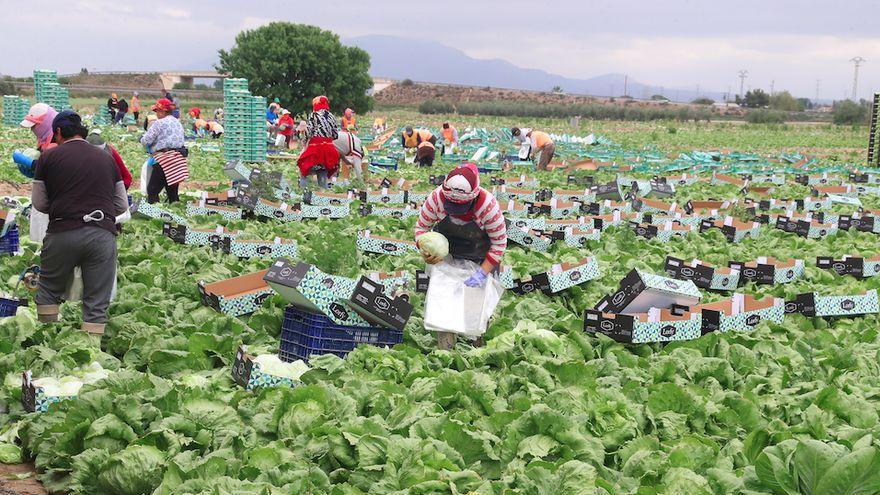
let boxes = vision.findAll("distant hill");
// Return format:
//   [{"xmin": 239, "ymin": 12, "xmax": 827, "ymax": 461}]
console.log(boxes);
[{"xmin": 345, "ymin": 35, "xmax": 725, "ymax": 102}]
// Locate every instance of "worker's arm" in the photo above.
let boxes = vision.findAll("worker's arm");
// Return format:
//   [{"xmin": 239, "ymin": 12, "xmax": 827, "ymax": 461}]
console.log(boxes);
[
  {"xmin": 414, "ymin": 188, "xmax": 445, "ymax": 264},
  {"xmin": 474, "ymin": 194, "xmax": 507, "ymax": 272},
  {"xmin": 140, "ymin": 121, "xmax": 159, "ymax": 148},
  {"xmin": 113, "ymin": 181, "xmax": 128, "ymax": 216},
  {"xmin": 31, "ymin": 157, "xmax": 50, "ymax": 213}
]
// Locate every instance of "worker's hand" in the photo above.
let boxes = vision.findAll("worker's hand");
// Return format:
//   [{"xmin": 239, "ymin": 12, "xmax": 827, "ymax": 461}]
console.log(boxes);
[
  {"xmin": 422, "ymin": 252, "xmax": 443, "ymax": 265},
  {"xmin": 464, "ymin": 269, "xmax": 488, "ymax": 288}
]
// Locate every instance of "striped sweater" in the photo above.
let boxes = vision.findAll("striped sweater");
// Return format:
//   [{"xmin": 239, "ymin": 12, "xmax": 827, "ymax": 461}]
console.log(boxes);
[{"xmin": 415, "ymin": 186, "xmax": 507, "ymax": 266}]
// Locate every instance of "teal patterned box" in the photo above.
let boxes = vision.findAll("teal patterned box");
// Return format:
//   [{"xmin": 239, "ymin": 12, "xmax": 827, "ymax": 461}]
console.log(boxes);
[
  {"xmin": 510, "ymin": 217, "xmax": 547, "ymax": 231},
  {"xmin": 254, "ymin": 199, "xmax": 301, "ymax": 222},
  {"xmin": 632, "ymin": 221, "xmax": 694, "ymax": 242},
  {"xmin": 800, "ymin": 197, "xmax": 832, "ymax": 211},
  {"xmin": 666, "ymin": 174, "xmax": 700, "ymax": 186},
  {"xmin": 751, "ymin": 174, "xmax": 785, "ymax": 185},
  {"xmin": 198, "ymin": 270, "xmax": 274, "ymax": 317},
  {"xmin": 564, "ymin": 227, "xmax": 602, "ymax": 247},
  {"xmin": 229, "ymin": 238, "xmax": 298, "ymax": 259},
  {"xmin": 223, "ymin": 160, "xmax": 252, "ymax": 182},
  {"xmin": 815, "ymin": 290, "xmax": 879, "ymax": 317},
  {"xmin": 549, "ymin": 200, "xmax": 582, "ymax": 219},
  {"xmin": 617, "ymin": 175, "xmax": 652, "ymax": 194},
  {"xmin": 584, "ymin": 308, "xmax": 703, "ymax": 344},
  {"xmin": 356, "ymin": 231, "xmax": 419, "ymax": 256},
  {"xmin": 596, "ymin": 200, "xmax": 633, "ymax": 214},
  {"xmin": 365, "ymin": 270, "xmax": 414, "ymax": 292},
  {"xmin": 360, "ymin": 189, "xmax": 407, "ymax": 204},
  {"xmin": 308, "ymin": 191, "xmax": 356, "ymax": 206},
  {"xmin": 264, "ymin": 259, "xmax": 370, "ymax": 326},
  {"xmin": 273, "ymin": 188, "xmax": 303, "ymax": 202},
  {"xmin": 546, "ymin": 257, "xmax": 600, "ymax": 293},
  {"xmin": 163, "ymin": 223, "xmax": 241, "ymax": 248},
  {"xmin": 133, "ymin": 199, "xmax": 188, "ymax": 225},
  {"xmin": 806, "ymin": 222, "xmax": 838, "ymax": 239},
  {"xmin": 407, "ymin": 191, "xmax": 429, "ymax": 203},
  {"xmin": 186, "ymin": 202, "xmax": 244, "ymax": 221},
  {"xmin": 231, "ymin": 346, "xmax": 297, "ymax": 390},
  {"xmin": 21, "ymin": 371, "xmax": 76, "ymax": 413},
  {"xmin": 552, "ymin": 188, "xmax": 596, "ymax": 203},
  {"xmin": 360, "ymin": 205, "xmax": 420, "ymax": 219},
  {"xmin": 300, "ymin": 204, "xmax": 350, "ymax": 219},
  {"xmin": 697, "ymin": 294, "xmax": 784, "ymax": 333},
  {"xmin": 634, "ymin": 198, "xmax": 677, "ymax": 215},
  {"xmin": 505, "ymin": 223, "xmax": 551, "ymax": 252},
  {"xmin": 498, "ymin": 266, "xmax": 518, "ymax": 290},
  {"xmin": 499, "ymin": 201, "xmax": 530, "ymax": 218},
  {"xmin": 492, "ymin": 186, "xmax": 538, "ymax": 203}
]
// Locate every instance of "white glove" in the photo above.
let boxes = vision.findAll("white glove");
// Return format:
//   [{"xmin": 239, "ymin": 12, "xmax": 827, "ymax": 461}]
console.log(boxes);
[{"xmin": 115, "ymin": 209, "xmax": 131, "ymax": 224}]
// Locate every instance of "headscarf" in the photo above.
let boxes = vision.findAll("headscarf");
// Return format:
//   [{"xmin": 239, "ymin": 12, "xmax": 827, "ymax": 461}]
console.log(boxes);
[
  {"xmin": 30, "ymin": 106, "xmax": 59, "ymax": 149},
  {"xmin": 442, "ymin": 163, "xmax": 480, "ymax": 204},
  {"xmin": 344, "ymin": 108, "xmax": 353, "ymax": 118},
  {"xmin": 312, "ymin": 95, "xmax": 329, "ymax": 112}
]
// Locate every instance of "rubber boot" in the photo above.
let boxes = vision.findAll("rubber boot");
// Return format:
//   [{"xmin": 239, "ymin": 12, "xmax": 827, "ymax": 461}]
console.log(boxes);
[{"xmin": 36, "ymin": 304, "xmax": 59, "ymax": 323}]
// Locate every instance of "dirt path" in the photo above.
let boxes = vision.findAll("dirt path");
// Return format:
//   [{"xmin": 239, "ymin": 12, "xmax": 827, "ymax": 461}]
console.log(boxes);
[{"xmin": 0, "ymin": 463, "xmax": 46, "ymax": 495}]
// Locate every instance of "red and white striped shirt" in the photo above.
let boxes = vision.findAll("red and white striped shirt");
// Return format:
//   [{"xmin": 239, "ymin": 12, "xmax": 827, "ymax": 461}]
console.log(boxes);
[{"xmin": 415, "ymin": 186, "xmax": 507, "ymax": 266}]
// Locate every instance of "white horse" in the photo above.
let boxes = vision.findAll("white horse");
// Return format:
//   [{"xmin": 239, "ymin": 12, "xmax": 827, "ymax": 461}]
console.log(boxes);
[{"xmin": 333, "ymin": 131, "xmax": 365, "ymax": 180}]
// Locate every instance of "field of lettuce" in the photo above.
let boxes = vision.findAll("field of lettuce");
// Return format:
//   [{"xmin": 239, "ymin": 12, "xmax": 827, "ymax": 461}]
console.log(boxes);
[{"xmin": 1, "ymin": 114, "xmax": 880, "ymax": 495}]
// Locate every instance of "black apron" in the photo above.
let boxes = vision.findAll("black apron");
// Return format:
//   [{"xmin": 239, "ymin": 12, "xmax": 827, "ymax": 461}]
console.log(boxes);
[{"xmin": 433, "ymin": 215, "xmax": 490, "ymax": 264}]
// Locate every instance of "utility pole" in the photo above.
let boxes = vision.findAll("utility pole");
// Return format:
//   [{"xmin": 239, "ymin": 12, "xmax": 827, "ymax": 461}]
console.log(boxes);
[
  {"xmin": 815, "ymin": 79, "xmax": 820, "ymax": 104},
  {"xmin": 623, "ymin": 75, "xmax": 628, "ymax": 97},
  {"xmin": 850, "ymin": 57, "xmax": 866, "ymax": 100},
  {"xmin": 738, "ymin": 70, "xmax": 748, "ymax": 100},
  {"xmin": 770, "ymin": 80, "xmax": 775, "ymax": 96}
]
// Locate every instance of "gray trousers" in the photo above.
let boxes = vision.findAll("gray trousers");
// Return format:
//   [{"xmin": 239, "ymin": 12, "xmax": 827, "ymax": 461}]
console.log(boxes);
[{"xmin": 36, "ymin": 226, "xmax": 117, "ymax": 324}]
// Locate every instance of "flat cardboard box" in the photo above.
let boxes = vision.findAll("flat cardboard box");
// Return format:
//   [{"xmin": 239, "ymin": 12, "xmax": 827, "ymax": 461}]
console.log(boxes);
[
  {"xmin": 253, "ymin": 199, "xmax": 301, "ymax": 222},
  {"xmin": 348, "ymin": 276, "xmax": 413, "ymax": 330},
  {"xmin": 21, "ymin": 370, "xmax": 77, "ymax": 413},
  {"xmin": 664, "ymin": 257, "xmax": 739, "ymax": 291},
  {"xmin": 595, "ymin": 269, "xmax": 702, "ymax": 315},
  {"xmin": 186, "ymin": 202, "xmax": 244, "ymax": 221},
  {"xmin": 198, "ymin": 269, "xmax": 273, "ymax": 316},
  {"xmin": 817, "ymin": 255, "xmax": 880, "ymax": 279},
  {"xmin": 232, "ymin": 346, "xmax": 297, "ymax": 390},
  {"xmin": 785, "ymin": 290, "xmax": 879, "ymax": 317},
  {"xmin": 263, "ymin": 258, "xmax": 370, "ymax": 326},
  {"xmin": 729, "ymin": 257, "xmax": 804, "ymax": 285},
  {"xmin": 584, "ymin": 305, "xmax": 703, "ymax": 343},
  {"xmin": 696, "ymin": 293, "xmax": 784, "ymax": 333},
  {"xmin": 356, "ymin": 231, "xmax": 419, "ymax": 256},
  {"xmin": 505, "ymin": 221, "xmax": 552, "ymax": 252},
  {"xmin": 305, "ymin": 190, "xmax": 356, "ymax": 206},
  {"xmin": 133, "ymin": 199, "xmax": 188, "ymax": 225},
  {"xmin": 226, "ymin": 238, "xmax": 298, "ymax": 259},
  {"xmin": 163, "ymin": 223, "xmax": 240, "ymax": 249},
  {"xmin": 564, "ymin": 227, "xmax": 602, "ymax": 247},
  {"xmin": 631, "ymin": 221, "xmax": 693, "ymax": 242},
  {"xmin": 358, "ymin": 204, "xmax": 420, "ymax": 219},
  {"xmin": 700, "ymin": 217, "xmax": 761, "ymax": 243},
  {"xmin": 553, "ymin": 188, "xmax": 595, "ymax": 203}
]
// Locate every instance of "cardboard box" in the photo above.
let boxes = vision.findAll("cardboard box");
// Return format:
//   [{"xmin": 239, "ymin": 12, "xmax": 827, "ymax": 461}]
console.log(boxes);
[
  {"xmin": 365, "ymin": 270, "xmax": 414, "ymax": 292},
  {"xmin": 492, "ymin": 175, "xmax": 540, "ymax": 188},
  {"xmin": 509, "ymin": 216, "xmax": 547, "ymax": 231},
  {"xmin": 684, "ymin": 200, "xmax": 734, "ymax": 215},
  {"xmin": 253, "ymin": 199, "xmax": 301, "ymax": 222},
  {"xmin": 785, "ymin": 290, "xmax": 879, "ymax": 317},
  {"xmin": 415, "ymin": 270, "xmax": 430, "ymax": 292},
  {"xmin": 198, "ymin": 269, "xmax": 273, "ymax": 316},
  {"xmin": 0, "ymin": 209, "xmax": 17, "ymax": 238},
  {"xmin": 631, "ymin": 221, "xmax": 693, "ymax": 242},
  {"xmin": 356, "ymin": 231, "xmax": 419, "ymax": 256},
  {"xmin": 358, "ymin": 204, "xmax": 420, "ymax": 219},
  {"xmin": 813, "ymin": 185, "xmax": 859, "ymax": 197},
  {"xmin": 817, "ymin": 255, "xmax": 880, "ymax": 279},
  {"xmin": 21, "ymin": 370, "xmax": 76, "ymax": 413},
  {"xmin": 773, "ymin": 216, "xmax": 837, "ymax": 239},
  {"xmin": 854, "ymin": 214, "xmax": 880, "ymax": 234},
  {"xmin": 226, "ymin": 238, "xmax": 298, "ymax": 259},
  {"xmin": 728, "ymin": 257, "xmax": 804, "ymax": 285},
  {"xmin": 665, "ymin": 173, "xmax": 700, "ymax": 186},
  {"xmin": 617, "ymin": 175, "xmax": 652, "ymax": 196},
  {"xmin": 827, "ymin": 193, "xmax": 864, "ymax": 206},
  {"xmin": 263, "ymin": 258, "xmax": 370, "ymax": 326},
  {"xmin": 163, "ymin": 223, "xmax": 240, "ymax": 248},
  {"xmin": 700, "ymin": 217, "xmax": 761, "ymax": 243},
  {"xmin": 305, "ymin": 190, "xmax": 356, "ymax": 206},
  {"xmin": 505, "ymin": 221, "xmax": 552, "ymax": 252},
  {"xmin": 300, "ymin": 203, "xmax": 350, "ymax": 219},
  {"xmin": 586, "ymin": 200, "xmax": 632, "ymax": 215},
  {"xmin": 248, "ymin": 167, "xmax": 289, "ymax": 190},
  {"xmin": 528, "ymin": 199, "xmax": 582, "ymax": 219},
  {"xmin": 231, "ymin": 346, "xmax": 297, "ymax": 390},
  {"xmin": 849, "ymin": 173, "xmax": 880, "ymax": 184},
  {"xmin": 132, "ymin": 199, "xmax": 188, "ymax": 225},
  {"xmin": 639, "ymin": 213, "xmax": 705, "ymax": 227},
  {"xmin": 566, "ymin": 174, "xmax": 595, "ymax": 186},
  {"xmin": 186, "ymin": 202, "xmax": 244, "ymax": 221},
  {"xmin": 590, "ymin": 181, "xmax": 624, "ymax": 201},
  {"xmin": 201, "ymin": 190, "xmax": 238, "ymax": 207},
  {"xmin": 751, "ymin": 174, "xmax": 785, "ymax": 185},
  {"xmin": 584, "ymin": 305, "xmax": 703, "ymax": 343},
  {"xmin": 499, "ymin": 200, "xmax": 530, "ymax": 218},
  {"xmin": 588, "ymin": 211, "xmax": 639, "ymax": 231},
  {"xmin": 544, "ymin": 257, "xmax": 600, "ymax": 293},
  {"xmin": 564, "ymin": 227, "xmax": 602, "ymax": 247},
  {"xmin": 553, "ymin": 188, "xmax": 596, "ymax": 203},
  {"xmin": 223, "ymin": 160, "xmax": 252, "ymax": 182},
  {"xmin": 794, "ymin": 173, "xmax": 833, "ymax": 186},
  {"xmin": 712, "ymin": 173, "xmax": 747, "ymax": 188},
  {"xmin": 348, "ymin": 276, "xmax": 413, "ymax": 330},
  {"xmin": 359, "ymin": 188, "xmax": 407, "ymax": 204},
  {"xmin": 664, "ymin": 256, "xmax": 740, "ymax": 291},
  {"xmin": 492, "ymin": 186, "xmax": 544, "ymax": 203},
  {"xmin": 696, "ymin": 293, "xmax": 784, "ymax": 333},
  {"xmin": 594, "ymin": 269, "xmax": 702, "ymax": 315},
  {"xmin": 648, "ymin": 180, "xmax": 676, "ymax": 198}
]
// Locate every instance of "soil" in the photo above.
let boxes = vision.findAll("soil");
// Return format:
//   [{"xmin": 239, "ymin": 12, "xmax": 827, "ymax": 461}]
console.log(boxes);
[{"xmin": 0, "ymin": 463, "xmax": 46, "ymax": 495}]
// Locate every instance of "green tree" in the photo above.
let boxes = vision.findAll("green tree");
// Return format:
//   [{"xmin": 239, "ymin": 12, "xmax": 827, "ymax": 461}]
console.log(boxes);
[
  {"xmin": 769, "ymin": 91, "xmax": 803, "ymax": 111},
  {"xmin": 832, "ymin": 100, "xmax": 868, "ymax": 125},
  {"xmin": 691, "ymin": 97, "xmax": 715, "ymax": 105},
  {"xmin": 737, "ymin": 89, "xmax": 770, "ymax": 108},
  {"xmin": 217, "ymin": 22, "xmax": 373, "ymax": 115}
]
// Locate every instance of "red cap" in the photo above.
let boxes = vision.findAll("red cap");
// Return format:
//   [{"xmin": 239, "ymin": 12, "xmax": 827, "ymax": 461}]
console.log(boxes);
[
  {"xmin": 312, "ymin": 95, "xmax": 329, "ymax": 112},
  {"xmin": 152, "ymin": 98, "xmax": 175, "ymax": 112}
]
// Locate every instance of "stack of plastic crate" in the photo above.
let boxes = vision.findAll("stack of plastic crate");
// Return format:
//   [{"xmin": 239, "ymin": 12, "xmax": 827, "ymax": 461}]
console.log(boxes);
[
  {"xmin": 223, "ymin": 78, "xmax": 266, "ymax": 163},
  {"xmin": 33, "ymin": 70, "xmax": 70, "ymax": 110},
  {"xmin": 2, "ymin": 96, "xmax": 29, "ymax": 126}
]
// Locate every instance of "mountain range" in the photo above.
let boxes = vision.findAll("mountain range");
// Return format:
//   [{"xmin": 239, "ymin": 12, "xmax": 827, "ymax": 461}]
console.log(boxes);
[{"xmin": 344, "ymin": 35, "xmax": 726, "ymax": 102}]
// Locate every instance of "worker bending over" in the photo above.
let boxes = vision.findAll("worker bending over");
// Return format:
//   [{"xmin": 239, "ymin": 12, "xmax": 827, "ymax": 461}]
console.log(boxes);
[{"xmin": 401, "ymin": 126, "xmax": 436, "ymax": 148}]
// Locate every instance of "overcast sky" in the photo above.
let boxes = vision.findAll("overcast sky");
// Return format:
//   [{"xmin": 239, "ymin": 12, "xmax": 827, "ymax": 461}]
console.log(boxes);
[{"xmin": 4, "ymin": 0, "xmax": 878, "ymax": 101}]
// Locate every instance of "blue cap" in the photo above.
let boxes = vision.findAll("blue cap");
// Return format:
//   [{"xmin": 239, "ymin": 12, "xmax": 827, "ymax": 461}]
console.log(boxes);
[{"xmin": 52, "ymin": 110, "xmax": 83, "ymax": 130}]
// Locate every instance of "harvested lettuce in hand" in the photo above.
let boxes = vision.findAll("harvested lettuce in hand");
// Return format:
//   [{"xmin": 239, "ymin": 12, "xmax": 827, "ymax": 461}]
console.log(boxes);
[{"xmin": 417, "ymin": 232, "xmax": 449, "ymax": 259}]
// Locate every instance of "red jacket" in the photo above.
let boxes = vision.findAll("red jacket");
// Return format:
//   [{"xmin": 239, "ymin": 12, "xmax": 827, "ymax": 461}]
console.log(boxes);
[
  {"xmin": 109, "ymin": 145, "xmax": 132, "ymax": 189},
  {"xmin": 278, "ymin": 114, "xmax": 295, "ymax": 137}
]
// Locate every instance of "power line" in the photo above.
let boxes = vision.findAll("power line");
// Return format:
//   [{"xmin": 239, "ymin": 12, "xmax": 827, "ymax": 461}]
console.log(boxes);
[
  {"xmin": 850, "ymin": 56, "xmax": 866, "ymax": 100},
  {"xmin": 738, "ymin": 70, "xmax": 748, "ymax": 100}
]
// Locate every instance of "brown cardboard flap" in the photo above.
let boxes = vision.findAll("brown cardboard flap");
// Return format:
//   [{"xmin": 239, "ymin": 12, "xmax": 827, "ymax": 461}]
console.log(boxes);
[
  {"xmin": 689, "ymin": 200, "xmax": 731, "ymax": 210},
  {"xmin": 639, "ymin": 197, "xmax": 674, "ymax": 211},
  {"xmin": 193, "ymin": 227, "xmax": 239, "ymax": 235},
  {"xmin": 696, "ymin": 294, "xmax": 777, "ymax": 314},
  {"xmin": 500, "ymin": 187, "xmax": 538, "ymax": 195},
  {"xmin": 715, "ymin": 174, "xmax": 746, "ymax": 186},
  {"xmin": 569, "ymin": 227, "xmax": 600, "ymax": 236},
  {"xmin": 501, "ymin": 201, "xmax": 528, "ymax": 211},
  {"xmin": 708, "ymin": 218, "xmax": 755, "ymax": 230},
  {"xmin": 554, "ymin": 189, "xmax": 591, "ymax": 196},
  {"xmin": 203, "ymin": 270, "xmax": 270, "ymax": 298},
  {"xmin": 533, "ymin": 200, "xmax": 578, "ymax": 208},
  {"xmin": 747, "ymin": 257, "xmax": 797, "ymax": 269},
  {"xmin": 633, "ymin": 309, "xmax": 694, "ymax": 322},
  {"xmin": 189, "ymin": 202, "xmax": 237, "ymax": 213},
  {"xmin": 547, "ymin": 219, "xmax": 584, "ymax": 227},
  {"xmin": 813, "ymin": 185, "xmax": 847, "ymax": 194},
  {"xmin": 558, "ymin": 258, "xmax": 591, "ymax": 271}
]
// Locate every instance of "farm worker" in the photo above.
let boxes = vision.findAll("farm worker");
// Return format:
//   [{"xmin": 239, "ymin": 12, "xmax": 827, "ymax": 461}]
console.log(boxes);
[
  {"xmin": 333, "ymin": 131, "xmax": 364, "ymax": 180},
  {"xmin": 206, "ymin": 120, "xmax": 224, "ymax": 139},
  {"xmin": 340, "ymin": 108, "xmax": 357, "ymax": 131},
  {"xmin": 12, "ymin": 103, "xmax": 60, "ymax": 178},
  {"xmin": 401, "ymin": 126, "xmax": 436, "ymax": 148},
  {"xmin": 166, "ymin": 93, "xmax": 181, "ymax": 119},
  {"xmin": 297, "ymin": 96, "xmax": 339, "ymax": 189},
  {"xmin": 441, "ymin": 122, "xmax": 459, "ymax": 145},
  {"xmin": 510, "ymin": 127, "xmax": 531, "ymax": 145},
  {"xmin": 130, "ymin": 92, "xmax": 141, "ymax": 122},
  {"xmin": 277, "ymin": 109, "xmax": 295, "ymax": 146},
  {"xmin": 189, "ymin": 107, "xmax": 201, "ymax": 120},
  {"xmin": 414, "ymin": 163, "xmax": 507, "ymax": 349},
  {"xmin": 106, "ymin": 93, "xmax": 118, "ymax": 121},
  {"xmin": 31, "ymin": 110, "xmax": 129, "ymax": 335},
  {"xmin": 266, "ymin": 103, "xmax": 279, "ymax": 125},
  {"xmin": 86, "ymin": 129, "xmax": 132, "ymax": 190},
  {"xmin": 214, "ymin": 108, "xmax": 224, "ymax": 121},
  {"xmin": 114, "ymin": 99, "xmax": 129, "ymax": 125},
  {"xmin": 373, "ymin": 117, "xmax": 386, "ymax": 133},
  {"xmin": 140, "ymin": 98, "xmax": 189, "ymax": 204},
  {"xmin": 527, "ymin": 130, "xmax": 555, "ymax": 170},
  {"xmin": 193, "ymin": 118, "xmax": 208, "ymax": 136},
  {"xmin": 416, "ymin": 140, "xmax": 436, "ymax": 167},
  {"xmin": 294, "ymin": 120, "xmax": 308, "ymax": 140}
]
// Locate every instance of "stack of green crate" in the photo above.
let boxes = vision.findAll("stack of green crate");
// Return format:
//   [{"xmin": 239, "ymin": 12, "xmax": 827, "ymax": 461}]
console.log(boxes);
[
  {"xmin": 2, "ymin": 95, "xmax": 29, "ymax": 126},
  {"xmin": 33, "ymin": 69, "xmax": 70, "ymax": 110},
  {"xmin": 223, "ymin": 78, "xmax": 266, "ymax": 163}
]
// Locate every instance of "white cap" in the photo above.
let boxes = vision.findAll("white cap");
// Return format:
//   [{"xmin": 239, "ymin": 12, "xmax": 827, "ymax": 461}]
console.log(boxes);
[
  {"xmin": 281, "ymin": 109, "xmax": 291, "ymax": 115},
  {"xmin": 20, "ymin": 103, "xmax": 51, "ymax": 128}
]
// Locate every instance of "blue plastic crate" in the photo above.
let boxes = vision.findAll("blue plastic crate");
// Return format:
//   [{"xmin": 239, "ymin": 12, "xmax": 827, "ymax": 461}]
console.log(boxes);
[
  {"xmin": 0, "ymin": 297, "xmax": 23, "ymax": 317},
  {"xmin": 0, "ymin": 227, "xmax": 19, "ymax": 255},
  {"xmin": 278, "ymin": 306, "xmax": 403, "ymax": 362}
]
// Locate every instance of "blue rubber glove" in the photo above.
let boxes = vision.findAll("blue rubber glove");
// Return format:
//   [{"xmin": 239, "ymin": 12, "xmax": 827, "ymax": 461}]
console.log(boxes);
[
  {"xmin": 464, "ymin": 269, "xmax": 488, "ymax": 288},
  {"xmin": 13, "ymin": 151, "xmax": 35, "ymax": 178}
]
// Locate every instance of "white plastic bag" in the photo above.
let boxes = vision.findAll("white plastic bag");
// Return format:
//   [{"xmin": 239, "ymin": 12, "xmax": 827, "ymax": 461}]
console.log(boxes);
[
  {"xmin": 423, "ymin": 258, "xmax": 502, "ymax": 337},
  {"xmin": 139, "ymin": 158, "xmax": 153, "ymax": 196},
  {"xmin": 518, "ymin": 143, "xmax": 531, "ymax": 160},
  {"xmin": 274, "ymin": 134, "xmax": 286, "ymax": 147},
  {"xmin": 63, "ymin": 264, "xmax": 117, "ymax": 302},
  {"xmin": 29, "ymin": 208, "xmax": 49, "ymax": 243}
]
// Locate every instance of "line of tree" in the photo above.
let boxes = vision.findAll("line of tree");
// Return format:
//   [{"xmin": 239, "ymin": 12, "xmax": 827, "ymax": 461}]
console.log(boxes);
[{"xmin": 419, "ymin": 100, "xmax": 714, "ymax": 122}]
